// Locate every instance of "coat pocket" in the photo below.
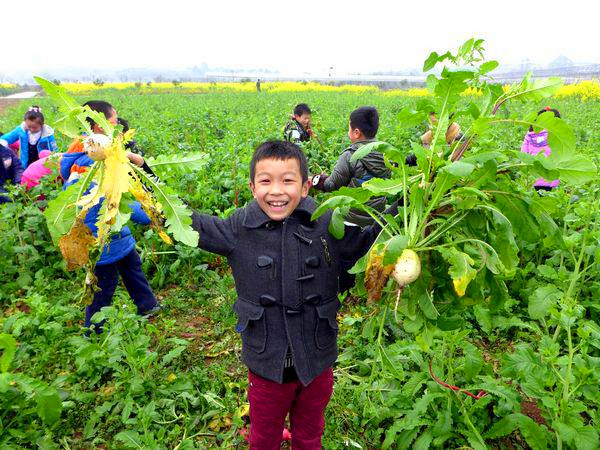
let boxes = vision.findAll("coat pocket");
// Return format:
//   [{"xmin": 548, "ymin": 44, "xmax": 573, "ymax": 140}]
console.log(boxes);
[
  {"xmin": 234, "ymin": 299, "xmax": 267, "ymax": 354},
  {"xmin": 314, "ymin": 299, "xmax": 339, "ymax": 351}
]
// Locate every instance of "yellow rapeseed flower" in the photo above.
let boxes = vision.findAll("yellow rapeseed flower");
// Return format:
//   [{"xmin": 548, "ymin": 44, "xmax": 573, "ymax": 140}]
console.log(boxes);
[{"xmin": 56, "ymin": 79, "xmax": 600, "ymax": 100}]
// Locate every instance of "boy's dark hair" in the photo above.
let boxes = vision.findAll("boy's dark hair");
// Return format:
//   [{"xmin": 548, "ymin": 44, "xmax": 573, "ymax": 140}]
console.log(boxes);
[
  {"xmin": 24, "ymin": 105, "xmax": 44, "ymax": 124},
  {"xmin": 250, "ymin": 140, "xmax": 308, "ymax": 183},
  {"xmin": 529, "ymin": 107, "xmax": 561, "ymax": 132},
  {"xmin": 350, "ymin": 106, "xmax": 379, "ymax": 139},
  {"xmin": 83, "ymin": 100, "xmax": 115, "ymax": 129},
  {"xmin": 293, "ymin": 103, "xmax": 311, "ymax": 117}
]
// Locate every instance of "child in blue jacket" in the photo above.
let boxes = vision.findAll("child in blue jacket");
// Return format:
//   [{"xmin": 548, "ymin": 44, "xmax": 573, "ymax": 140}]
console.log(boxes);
[
  {"xmin": 62, "ymin": 100, "xmax": 159, "ymax": 331},
  {"xmin": 0, "ymin": 106, "xmax": 59, "ymax": 168}
]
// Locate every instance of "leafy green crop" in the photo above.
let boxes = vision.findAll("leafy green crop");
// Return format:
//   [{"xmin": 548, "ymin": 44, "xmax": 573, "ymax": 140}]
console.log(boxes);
[{"xmin": 0, "ymin": 38, "xmax": 598, "ymax": 448}]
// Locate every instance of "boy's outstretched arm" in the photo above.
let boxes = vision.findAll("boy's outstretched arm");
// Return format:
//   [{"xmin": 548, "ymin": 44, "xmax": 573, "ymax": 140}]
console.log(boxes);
[
  {"xmin": 319, "ymin": 151, "xmax": 352, "ymax": 192},
  {"xmin": 190, "ymin": 210, "xmax": 240, "ymax": 257}
]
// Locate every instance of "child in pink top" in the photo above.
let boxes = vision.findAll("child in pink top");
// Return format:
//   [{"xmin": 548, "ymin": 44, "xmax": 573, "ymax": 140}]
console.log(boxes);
[
  {"xmin": 520, "ymin": 107, "xmax": 561, "ymax": 190},
  {"xmin": 20, "ymin": 150, "xmax": 56, "ymax": 189}
]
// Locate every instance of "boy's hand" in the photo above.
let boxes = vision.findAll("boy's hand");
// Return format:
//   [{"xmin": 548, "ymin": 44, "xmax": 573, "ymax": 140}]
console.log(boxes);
[
  {"xmin": 126, "ymin": 152, "xmax": 144, "ymax": 167},
  {"xmin": 311, "ymin": 174, "xmax": 328, "ymax": 190},
  {"xmin": 405, "ymin": 153, "xmax": 417, "ymax": 167},
  {"xmin": 308, "ymin": 128, "xmax": 316, "ymax": 137}
]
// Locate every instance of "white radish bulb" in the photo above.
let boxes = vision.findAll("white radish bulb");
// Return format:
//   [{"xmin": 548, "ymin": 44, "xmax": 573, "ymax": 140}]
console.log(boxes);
[
  {"xmin": 392, "ymin": 249, "xmax": 421, "ymax": 286},
  {"xmin": 83, "ymin": 134, "xmax": 111, "ymax": 161}
]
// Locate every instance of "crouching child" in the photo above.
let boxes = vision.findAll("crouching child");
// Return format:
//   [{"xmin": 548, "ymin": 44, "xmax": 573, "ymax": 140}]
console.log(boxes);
[{"xmin": 190, "ymin": 140, "xmax": 392, "ymax": 448}]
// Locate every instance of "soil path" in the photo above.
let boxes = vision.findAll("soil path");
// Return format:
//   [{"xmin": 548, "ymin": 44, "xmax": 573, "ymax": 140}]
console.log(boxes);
[
  {"xmin": 0, "ymin": 92, "xmax": 39, "ymax": 116},
  {"xmin": 2, "ymin": 91, "xmax": 39, "ymax": 99}
]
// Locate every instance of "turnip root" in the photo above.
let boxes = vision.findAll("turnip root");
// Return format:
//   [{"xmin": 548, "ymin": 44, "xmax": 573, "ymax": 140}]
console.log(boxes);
[
  {"xmin": 83, "ymin": 134, "xmax": 111, "ymax": 161},
  {"xmin": 392, "ymin": 249, "xmax": 421, "ymax": 287}
]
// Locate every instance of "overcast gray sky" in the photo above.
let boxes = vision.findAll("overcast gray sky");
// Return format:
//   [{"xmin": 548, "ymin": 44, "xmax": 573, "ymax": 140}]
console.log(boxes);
[{"xmin": 3, "ymin": 0, "xmax": 598, "ymax": 75}]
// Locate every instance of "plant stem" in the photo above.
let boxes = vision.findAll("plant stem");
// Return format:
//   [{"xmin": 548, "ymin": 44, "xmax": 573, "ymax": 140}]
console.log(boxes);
[{"xmin": 562, "ymin": 326, "xmax": 574, "ymax": 407}]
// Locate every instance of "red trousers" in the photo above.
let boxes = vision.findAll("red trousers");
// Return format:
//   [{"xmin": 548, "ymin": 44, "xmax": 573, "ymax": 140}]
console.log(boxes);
[{"xmin": 248, "ymin": 367, "xmax": 334, "ymax": 449}]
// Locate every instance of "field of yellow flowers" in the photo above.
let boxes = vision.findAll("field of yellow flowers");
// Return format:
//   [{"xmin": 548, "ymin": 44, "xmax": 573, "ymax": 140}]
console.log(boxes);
[{"xmin": 57, "ymin": 79, "xmax": 600, "ymax": 99}]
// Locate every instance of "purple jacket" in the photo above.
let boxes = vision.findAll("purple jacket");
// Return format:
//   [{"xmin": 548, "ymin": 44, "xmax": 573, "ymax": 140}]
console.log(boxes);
[{"xmin": 520, "ymin": 130, "xmax": 559, "ymax": 188}]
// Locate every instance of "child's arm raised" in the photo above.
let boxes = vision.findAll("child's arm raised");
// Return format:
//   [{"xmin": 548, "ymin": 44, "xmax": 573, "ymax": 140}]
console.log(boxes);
[{"xmin": 190, "ymin": 210, "xmax": 240, "ymax": 257}]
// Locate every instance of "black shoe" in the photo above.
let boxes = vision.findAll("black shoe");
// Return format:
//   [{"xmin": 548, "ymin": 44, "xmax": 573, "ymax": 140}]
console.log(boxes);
[{"xmin": 141, "ymin": 305, "xmax": 162, "ymax": 317}]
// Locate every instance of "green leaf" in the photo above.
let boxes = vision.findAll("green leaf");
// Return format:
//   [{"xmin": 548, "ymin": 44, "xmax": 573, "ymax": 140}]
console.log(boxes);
[
  {"xmin": 121, "ymin": 396, "xmax": 134, "ymax": 423},
  {"xmin": 503, "ymin": 74, "xmax": 563, "ymax": 104},
  {"xmin": 528, "ymin": 285, "xmax": 562, "ymax": 320},
  {"xmin": 538, "ymin": 154, "xmax": 597, "ymax": 186},
  {"xmin": 488, "ymin": 208, "xmax": 519, "ymax": 276},
  {"xmin": 418, "ymin": 291, "xmax": 439, "ymax": 320},
  {"xmin": 458, "ymin": 38, "xmax": 475, "ymax": 58},
  {"xmin": 437, "ymin": 247, "xmax": 477, "ymax": 297},
  {"xmin": 415, "ymin": 322, "xmax": 435, "ymax": 351},
  {"xmin": 35, "ymin": 387, "xmax": 62, "ymax": 425},
  {"xmin": 465, "ymin": 432, "xmax": 487, "ymax": 450},
  {"xmin": 473, "ymin": 305, "xmax": 491, "ymax": 333},
  {"xmin": 471, "ymin": 116, "xmax": 493, "ymax": 135},
  {"xmin": 112, "ymin": 201, "xmax": 134, "ymax": 232},
  {"xmin": 35, "ymin": 76, "xmax": 114, "ymax": 138},
  {"xmin": 434, "ymin": 73, "xmax": 470, "ymax": 105},
  {"xmin": 0, "ymin": 333, "xmax": 17, "ymax": 372},
  {"xmin": 133, "ymin": 166, "xmax": 199, "ymax": 247},
  {"xmin": 378, "ymin": 343, "xmax": 404, "ymax": 382},
  {"xmin": 493, "ymin": 193, "xmax": 539, "ymax": 243},
  {"xmin": 329, "ymin": 207, "xmax": 348, "ymax": 239},
  {"xmin": 423, "ymin": 51, "xmax": 439, "ymax": 72},
  {"xmin": 554, "ymin": 422, "xmax": 577, "ymax": 446},
  {"xmin": 486, "ymin": 413, "xmax": 546, "ymax": 449},
  {"xmin": 440, "ymin": 161, "xmax": 475, "ymax": 177},
  {"xmin": 479, "ymin": 60, "xmax": 499, "ymax": 75},
  {"xmin": 397, "ymin": 108, "xmax": 428, "ymax": 127},
  {"xmin": 573, "ymin": 426, "xmax": 599, "ymax": 450},
  {"xmin": 462, "ymin": 342, "xmax": 484, "ymax": 380},
  {"xmin": 161, "ymin": 345, "xmax": 187, "ymax": 365},
  {"xmin": 147, "ymin": 152, "xmax": 208, "ymax": 180},
  {"xmin": 518, "ymin": 416, "xmax": 548, "ymax": 450},
  {"xmin": 413, "ymin": 428, "xmax": 433, "ymax": 450},
  {"xmin": 362, "ymin": 178, "xmax": 406, "ymax": 196},
  {"xmin": 115, "ymin": 430, "xmax": 144, "ymax": 449},
  {"xmin": 350, "ymin": 141, "xmax": 401, "ymax": 164},
  {"xmin": 43, "ymin": 183, "xmax": 80, "ymax": 245},
  {"xmin": 312, "ymin": 195, "xmax": 361, "ymax": 220},
  {"xmin": 383, "ymin": 234, "xmax": 409, "ymax": 265}
]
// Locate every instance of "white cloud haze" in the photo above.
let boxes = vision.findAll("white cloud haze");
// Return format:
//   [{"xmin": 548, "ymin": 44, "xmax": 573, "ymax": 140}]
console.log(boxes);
[{"xmin": 2, "ymin": 0, "xmax": 598, "ymax": 75}]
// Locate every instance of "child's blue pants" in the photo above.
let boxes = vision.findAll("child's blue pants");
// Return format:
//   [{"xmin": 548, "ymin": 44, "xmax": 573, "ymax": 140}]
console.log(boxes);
[{"xmin": 84, "ymin": 249, "xmax": 157, "ymax": 330}]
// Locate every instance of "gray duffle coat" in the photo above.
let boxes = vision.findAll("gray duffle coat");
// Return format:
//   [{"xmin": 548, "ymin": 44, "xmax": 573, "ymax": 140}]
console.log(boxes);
[{"xmin": 191, "ymin": 196, "xmax": 383, "ymax": 385}]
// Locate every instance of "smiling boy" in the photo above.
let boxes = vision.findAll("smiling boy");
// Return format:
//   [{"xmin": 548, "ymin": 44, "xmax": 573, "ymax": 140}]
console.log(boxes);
[{"xmin": 190, "ymin": 140, "xmax": 390, "ymax": 448}]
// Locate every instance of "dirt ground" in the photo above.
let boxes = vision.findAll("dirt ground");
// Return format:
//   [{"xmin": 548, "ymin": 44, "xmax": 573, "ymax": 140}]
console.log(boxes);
[{"xmin": 0, "ymin": 99, "xmax": 20, "ymax": 116}]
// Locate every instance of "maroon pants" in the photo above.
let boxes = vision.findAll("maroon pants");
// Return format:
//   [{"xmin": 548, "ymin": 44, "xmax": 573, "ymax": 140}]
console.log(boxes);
[{"xmin": 248, "ymin": 367, "xmax": 334, "ymax": 449}]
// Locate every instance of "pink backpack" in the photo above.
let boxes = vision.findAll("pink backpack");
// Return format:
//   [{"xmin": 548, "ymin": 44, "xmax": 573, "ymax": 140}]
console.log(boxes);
[
  {"xmin": 520, "ymin": 130, "xmax": 559, "ymax": 188},
  {"xmin": 20, "ymin": 150, "xmax": 56, "ymax": 189}
]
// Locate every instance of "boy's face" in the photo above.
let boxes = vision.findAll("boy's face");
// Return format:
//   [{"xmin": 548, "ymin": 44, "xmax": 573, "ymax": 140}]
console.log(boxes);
[
  {"xmin": 92, "ymin": 108, "xmax": 118, "ymax": 134},
  {"xmin": 250, "ymin": 157, "xmax": 309, "ymax": 221},
  {"xmin": 294, "ymin": 113, "xmax": 311, "ymax": 129}
]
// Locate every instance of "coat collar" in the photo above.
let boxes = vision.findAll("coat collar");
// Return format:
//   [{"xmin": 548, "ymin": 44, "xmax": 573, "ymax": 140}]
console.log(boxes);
[
  {"xmin": 345, "ymin": 139, "xmax": 375, "ymax": 153},
  {"xmin": 242, "ymin": 196, "xmax": 317, "ymax": 228}
]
